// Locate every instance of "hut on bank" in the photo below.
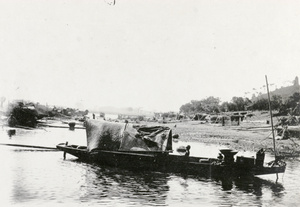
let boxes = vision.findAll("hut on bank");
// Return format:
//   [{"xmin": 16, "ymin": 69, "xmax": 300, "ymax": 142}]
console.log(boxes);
[{"xmin": 193, "ymin": 113, "xmax": 208, "ymax": 121}]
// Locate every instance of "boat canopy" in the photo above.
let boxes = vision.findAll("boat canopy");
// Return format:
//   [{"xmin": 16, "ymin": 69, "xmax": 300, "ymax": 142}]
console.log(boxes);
[{"xmin": 85, "ymin": 120, "xmax": 172, "ymax": 152}]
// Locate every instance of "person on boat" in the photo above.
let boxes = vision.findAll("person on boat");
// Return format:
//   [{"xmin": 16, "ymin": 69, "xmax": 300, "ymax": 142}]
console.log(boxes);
[
  {"xmin": 217, "ymin": 153, "xmax": 223, "ymax": 161},
  {"xmin": 185, "ymin": 145, "xmax": 191, "ymax": 157},
  {"xmin": 256, "ymin": 148, "xmax": 265, "ymax": 167}
]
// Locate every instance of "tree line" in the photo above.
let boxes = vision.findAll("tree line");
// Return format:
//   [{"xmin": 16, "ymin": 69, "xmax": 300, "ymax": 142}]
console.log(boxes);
[{"xmin": 179, "ymin": 92, "xmax": 300, "ymax": 116}]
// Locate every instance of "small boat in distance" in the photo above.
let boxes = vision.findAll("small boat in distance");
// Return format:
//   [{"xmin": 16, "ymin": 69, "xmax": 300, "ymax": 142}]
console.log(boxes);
[{"xmin": 57, "ymin": 119, "xmax": 286, "ymax": 178}]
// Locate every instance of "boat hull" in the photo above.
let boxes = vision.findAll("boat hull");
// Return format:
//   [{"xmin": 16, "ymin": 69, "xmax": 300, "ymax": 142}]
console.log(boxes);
[{"xmin": 56, "ymin": 144, "xmax": 286, "ymax": 177}]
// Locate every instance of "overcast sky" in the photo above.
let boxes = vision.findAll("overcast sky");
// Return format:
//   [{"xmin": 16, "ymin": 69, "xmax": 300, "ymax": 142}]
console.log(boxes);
[{"xmin": 0, "ymin": 0, "xmax": 299, "ymax": 112}]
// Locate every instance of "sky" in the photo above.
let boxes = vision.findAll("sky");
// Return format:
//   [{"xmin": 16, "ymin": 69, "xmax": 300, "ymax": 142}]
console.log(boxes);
[{"xmin": 0, "ymin": 0, "xmax": 300, "ymax": 112}]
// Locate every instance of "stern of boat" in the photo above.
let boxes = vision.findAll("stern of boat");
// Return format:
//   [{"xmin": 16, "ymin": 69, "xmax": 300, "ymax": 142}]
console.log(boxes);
[{"xmin": 254, "ymin": 158, "xmax": 286, "ymax": 175}]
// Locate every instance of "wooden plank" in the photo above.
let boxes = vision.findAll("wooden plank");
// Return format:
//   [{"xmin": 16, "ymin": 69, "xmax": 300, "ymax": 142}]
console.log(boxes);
[{"xmin": 0, "ymin": 143, "xmax": 57, "ymax": 150}]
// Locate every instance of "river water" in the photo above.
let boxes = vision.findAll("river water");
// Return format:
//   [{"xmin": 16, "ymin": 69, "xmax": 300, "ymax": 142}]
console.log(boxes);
[{"xmin": 0, "ymin": 126, "xmax": 300, "ymax": 207}]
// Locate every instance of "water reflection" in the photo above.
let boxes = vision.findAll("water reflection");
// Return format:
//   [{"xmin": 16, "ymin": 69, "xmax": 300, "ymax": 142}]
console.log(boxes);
[
  {"xmin": 205, "ymin": 176, "xmax": 284, "ymax": 206},
  {"xmin": 181, "ymin": 173, "xmax": 284, "ymax": 195},
  {"xmin": 238, "ymin": 176, "xmax": 284, "ymax": 196},
  {"xmin": 79, "ymin": 162, "xmax": 170, "ymax": 206},
  {"xmin": 67, "ymin": 158, "xmax": 286, "ymax": 207}
]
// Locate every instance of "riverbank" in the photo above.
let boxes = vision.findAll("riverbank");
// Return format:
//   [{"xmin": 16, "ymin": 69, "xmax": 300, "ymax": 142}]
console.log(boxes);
[
  {"xmin": 164, "ymin": 117, "xmax": 300, "ymax": 157},
  {"xmin": 2, "ymin": 109, "xmax": 300, "ymax": 157}
]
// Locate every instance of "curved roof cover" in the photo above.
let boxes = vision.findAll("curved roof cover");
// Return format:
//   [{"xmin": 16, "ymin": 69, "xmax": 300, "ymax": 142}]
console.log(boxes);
[{"xmin": 85, "ymin": 120, "xmax": 172, "ymax": 152}]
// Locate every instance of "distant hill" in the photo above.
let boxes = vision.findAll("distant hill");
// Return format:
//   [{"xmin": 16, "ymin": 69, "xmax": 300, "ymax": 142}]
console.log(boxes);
[{"xmin": 253, "ymin": 76, "xmax": 300, "ymax": 101}]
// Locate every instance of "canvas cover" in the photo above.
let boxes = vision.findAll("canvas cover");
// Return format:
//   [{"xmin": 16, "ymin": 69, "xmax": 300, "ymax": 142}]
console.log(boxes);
[{"xmin": 85, "ymin": 119, "xmax": 172, "ymax": 152}]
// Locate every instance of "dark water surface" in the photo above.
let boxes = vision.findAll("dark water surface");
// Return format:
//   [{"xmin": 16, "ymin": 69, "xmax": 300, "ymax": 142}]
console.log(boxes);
[{"xmin": 1, "ymin": 126, "xmax": 300, "ymax": 207}]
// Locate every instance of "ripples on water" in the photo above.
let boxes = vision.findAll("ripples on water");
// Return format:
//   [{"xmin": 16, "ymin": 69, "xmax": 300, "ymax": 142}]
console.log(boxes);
[{"xmin": 0, "ymin": 127, "xmax": 300, "ymax": 207}]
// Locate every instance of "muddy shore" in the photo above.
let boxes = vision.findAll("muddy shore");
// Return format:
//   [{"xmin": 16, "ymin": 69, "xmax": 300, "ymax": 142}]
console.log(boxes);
[{"xmin": 164, "ymin": 118, "xmax": 300, "ymax": 157}]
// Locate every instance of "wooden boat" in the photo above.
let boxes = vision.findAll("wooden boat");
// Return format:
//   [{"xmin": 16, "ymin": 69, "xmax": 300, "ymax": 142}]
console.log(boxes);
[
  {"xmin": 57, "ymin": 106, "xmax": 286, "ymax": 178},
  {"xmin": 56, "ymin": 143, "xmax": 286, "ymax": 177}
]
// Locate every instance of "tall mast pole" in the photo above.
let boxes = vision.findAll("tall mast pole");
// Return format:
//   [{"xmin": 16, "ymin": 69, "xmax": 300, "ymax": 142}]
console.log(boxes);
[{"xmin": 265, "ymin": 75, "xmax": 277, "ymax": 156}]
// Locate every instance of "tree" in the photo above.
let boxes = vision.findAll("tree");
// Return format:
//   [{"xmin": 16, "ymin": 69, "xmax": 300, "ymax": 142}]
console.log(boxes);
[
  {"xmin": 179, "ymin": 102, "xmax": 193, "ymax": 115},
  {"xmin": 179, "ymin": 96, "xmax": 221, "ymax": 115},
  {"xmin": 275, "ymin": 93, "xmax": 300, "ymax": 115},
  {"xmin": 220, "ymin": 102, "xmax": 229, "ymax": 112},
  {"xmin": 286, "ymin": 92, "xmax": 300, "ymax": 109},
  {"xmin": 252, "ymin": 98, "xmax": 269, "ymax": 111},
  {"xmin": 226, "ymin": 102, "xmax": 237, "ymax": 111},
  {"xmin": 271, "ymin": 95, "xmax": 283, "ymax": 110},
  {"xmin": 231, "ymin": 97, "xmax": 247, "ymax": 111},
  {"xmin": 201, "ymin": 96, "xmax": 221, "ymax": 113},
  {"xmin": 161, "ymin": 112, "xmax": 177, "ymax": 120}
]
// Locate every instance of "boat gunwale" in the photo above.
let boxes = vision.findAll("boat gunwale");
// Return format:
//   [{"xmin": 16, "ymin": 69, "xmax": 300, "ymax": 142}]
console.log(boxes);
[{"xmin": 56, "ymin": 144, "xmax": 286, "ymax": 176}]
